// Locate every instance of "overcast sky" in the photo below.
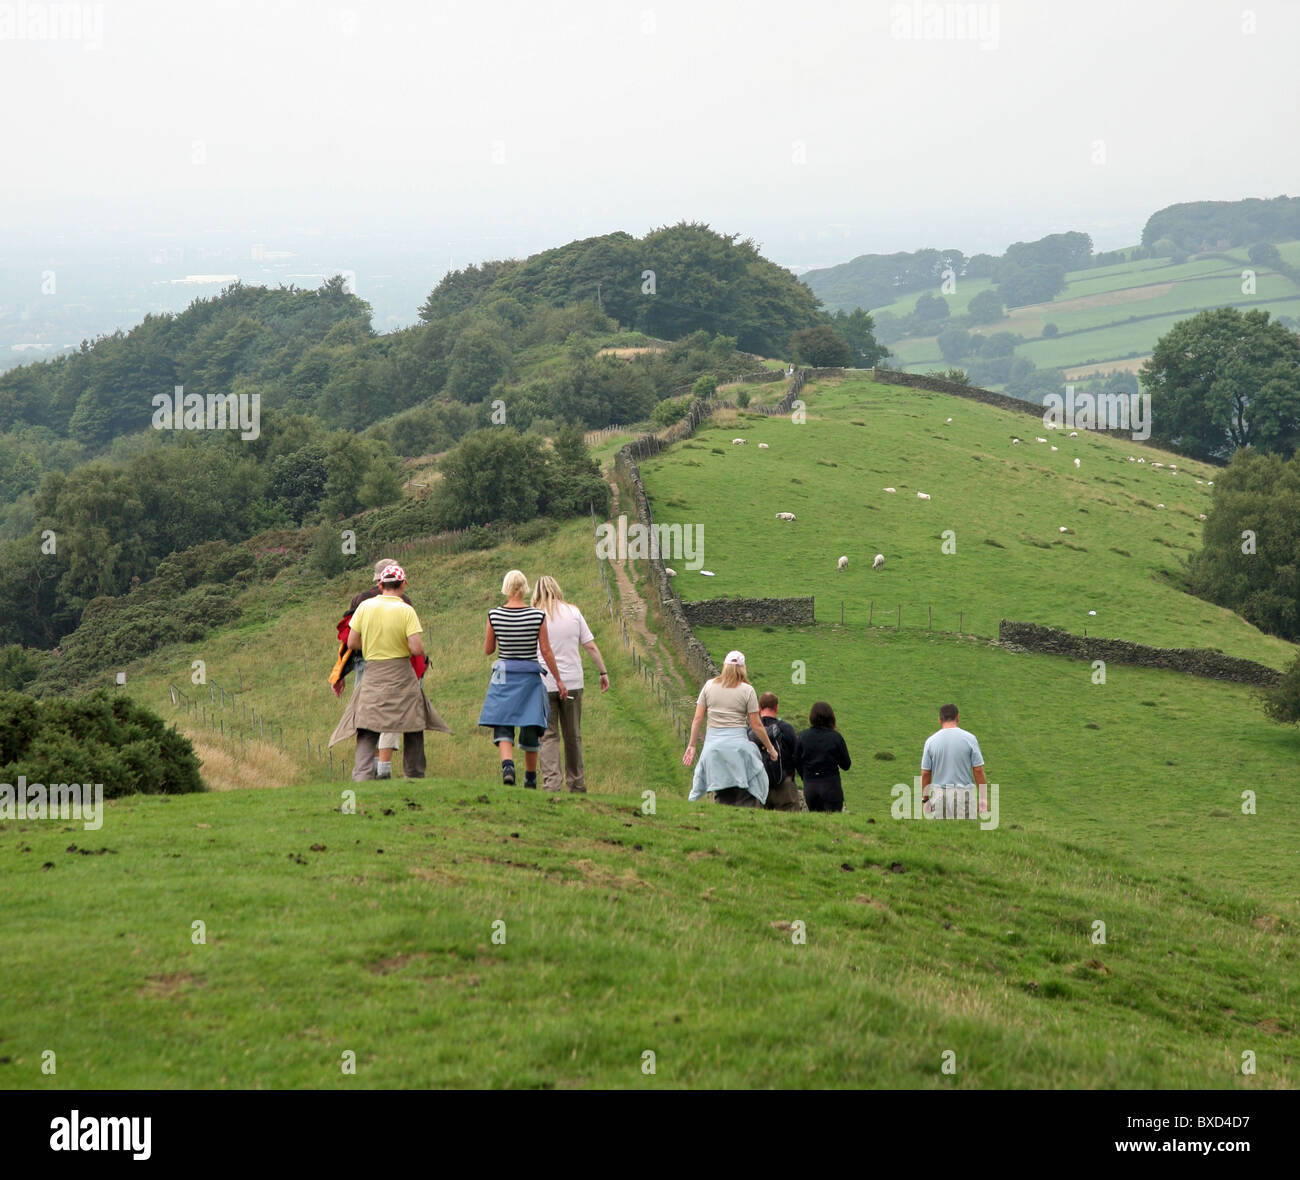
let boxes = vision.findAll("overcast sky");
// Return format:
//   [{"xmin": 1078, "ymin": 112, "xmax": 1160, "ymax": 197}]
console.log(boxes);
[{"xmin": 2, "ymin": 0, "xmax": 1297, "ymax": 269}]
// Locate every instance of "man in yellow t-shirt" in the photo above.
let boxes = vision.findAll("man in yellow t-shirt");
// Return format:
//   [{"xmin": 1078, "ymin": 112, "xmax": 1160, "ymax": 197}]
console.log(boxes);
[
  {"xmin": 349, "ymin": 592, "xmax": 424, "ymax": 661},
  {"xmin": 335, "ymin": 563, "xmax": 448, "ymax": 780}
]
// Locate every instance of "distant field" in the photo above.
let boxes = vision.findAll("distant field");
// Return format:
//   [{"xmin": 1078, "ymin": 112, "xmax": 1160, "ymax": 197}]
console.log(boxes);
[{"xmin": 862, "ymin": 244, "xmax": 1300, "ymax": 388}]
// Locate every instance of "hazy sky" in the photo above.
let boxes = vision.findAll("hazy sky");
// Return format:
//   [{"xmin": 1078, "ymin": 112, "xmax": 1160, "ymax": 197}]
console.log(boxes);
[{"xmin": 2, "ymin": 0, "xmax": 1297, "ymax": 270}]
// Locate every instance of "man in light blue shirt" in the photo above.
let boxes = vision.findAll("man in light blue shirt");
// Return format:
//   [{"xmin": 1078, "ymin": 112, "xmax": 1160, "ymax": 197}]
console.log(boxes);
[{"xmin": 920, "ymin": 703, "xmax": 987, "ymax": 820}]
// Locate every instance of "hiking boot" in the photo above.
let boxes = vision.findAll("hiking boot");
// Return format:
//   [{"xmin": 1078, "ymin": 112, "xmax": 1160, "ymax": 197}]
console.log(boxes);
[
  {"xmin": 501, "ymin": 760, "xmax": 516, "ymax": 785},
  {"xmin": 568, "ymin": 784, "xmax": 587, "ymax": 794},
  {"xmin": 375, "ymin": 761, "xmax": 392, "ymax": 780},
  {"xmin": 523, "ymin": 770, "xmax": 538, "ymax": 789}
]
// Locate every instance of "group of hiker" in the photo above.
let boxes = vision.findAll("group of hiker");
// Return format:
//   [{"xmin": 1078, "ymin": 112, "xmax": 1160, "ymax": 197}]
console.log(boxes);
[
  {"xmin": 328, "ymin": 560, "xmax": 608, "ymax": 792},
  {"xmin": 327, "ymin": 563, "xmax": 987, "ymax": 818}
]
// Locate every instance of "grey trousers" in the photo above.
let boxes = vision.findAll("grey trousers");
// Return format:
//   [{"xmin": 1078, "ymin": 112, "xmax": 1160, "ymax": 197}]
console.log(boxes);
[
  {"xmin": 353, "ymin": 728, "xmax": 426, "ymax": 781},
  {"xmin": 540, "ymin": 689, "xmax": 585, "ymax": 792}
]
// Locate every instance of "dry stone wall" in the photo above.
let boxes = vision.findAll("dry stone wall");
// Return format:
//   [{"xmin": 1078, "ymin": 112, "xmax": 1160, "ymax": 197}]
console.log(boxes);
[{"xmin": 999, "ymin": 620, "xmax": 1281, "ymax": 685}]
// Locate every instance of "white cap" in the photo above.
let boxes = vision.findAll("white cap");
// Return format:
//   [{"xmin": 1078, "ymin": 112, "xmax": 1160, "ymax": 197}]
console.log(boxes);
[{"xmin": 723, "ymin": 650, "xmax": 746, "ymax": 666}]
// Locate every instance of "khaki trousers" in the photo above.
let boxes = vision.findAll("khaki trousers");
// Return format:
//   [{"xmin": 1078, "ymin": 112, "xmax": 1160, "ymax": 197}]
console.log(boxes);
[
  {"xmin": 540, "ymin": 689, "xmax": 585, "ymax": 792},
  {"xmin": 765, "ymin": 774, "xmax": 806, "ymax": 812}
]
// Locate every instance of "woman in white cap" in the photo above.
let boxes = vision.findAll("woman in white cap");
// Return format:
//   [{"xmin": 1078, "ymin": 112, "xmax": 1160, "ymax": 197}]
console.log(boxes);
[{"xmin": 682, "ymin": 650, "xmax": 778, "ymax": 807}]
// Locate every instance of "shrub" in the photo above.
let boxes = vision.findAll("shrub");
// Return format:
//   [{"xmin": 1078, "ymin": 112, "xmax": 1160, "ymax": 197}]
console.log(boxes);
[
  {"xmin": 691, "ymin": 374, "xmax": 717, "ymax": 400},
  {"xmin": 736, "ymin": 390, "xmax": 751, "ymax": 408},
  {"xmin": 1262, "ymin": 653, "xmax": 1300, "ymax": 724},
  {"xmin": 652, "ymin": 397, "xmax": 689, "ymax": 428},
  {"xmin": 0, "ymin": 690, "xmax": 202, "ymax": 796}
]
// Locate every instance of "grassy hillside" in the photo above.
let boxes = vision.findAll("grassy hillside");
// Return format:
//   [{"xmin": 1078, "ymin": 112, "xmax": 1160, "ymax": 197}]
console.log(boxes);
[
  {"xmin": 641, "ymin": 376, "xmax": 1293, "ymax": 665},
  {"xmin": 4, "ymin": 377, "xmax": 1297, "ymax": 1090},
  {"xmin": 116, "ymin": 518, "xmax": 682, "ymax": 793}
]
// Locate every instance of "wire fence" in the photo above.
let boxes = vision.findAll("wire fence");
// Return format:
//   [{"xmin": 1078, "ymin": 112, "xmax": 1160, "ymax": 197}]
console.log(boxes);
[
  {"xmin": 168, "ymin": 676, "xmax": 352, "ymax": 781},
  {"xmin": 590, "ymin": 504, "xmax": 692, "ymax": 746},
  {"xmin": 830, "ymin": 602, "xmax": 991, "ymax": 638}
]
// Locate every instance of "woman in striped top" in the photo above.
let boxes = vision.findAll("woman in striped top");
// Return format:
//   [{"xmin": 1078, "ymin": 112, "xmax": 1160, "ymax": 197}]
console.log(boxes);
[{"xmin": 478, "ymin": 569, "xmax": 567, "ymax": 787}]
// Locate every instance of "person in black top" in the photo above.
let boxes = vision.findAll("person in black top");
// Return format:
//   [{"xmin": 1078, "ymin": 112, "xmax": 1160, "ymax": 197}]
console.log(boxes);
[
  {"xmin": 753, "ymin": 692, "xmax": 804, "ymax": 812},
  {"xmin": 795, "ymin": 701, "xmax": 852, "ymax": 812}
]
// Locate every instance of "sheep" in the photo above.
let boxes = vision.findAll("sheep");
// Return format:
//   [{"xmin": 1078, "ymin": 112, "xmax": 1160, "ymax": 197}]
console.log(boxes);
[
  {"xmin": 1153, "ymin": 462, "xmax": 1165, "ymax": 468},
  {"xmin": 1138, "ymin": 458, "xmax": 1146, "ymax": 464},
  {"xmin": 1059, "ymin": 526, "xmax": 1068, "ymax": 533},
  {"xmin": 837, "ymin": 555, "xmax": 848, "ymax": 571},
  {"xmin": 1036, "ymin": 437, "xmax": 1048, "ymax": 443},
  {"xmin": 1157, "ymin": 503, "xmax": 1165, "ymax": 509},
  {"xmin": 1128, "ymin": 457, "xmax": 1136, "ymax": 462},
  {"xmin": 1074, "ymin": 458, "xmax": 1081, "ymax": 468},
  {"xmin": 916, "ymin": 491, "xmax": 931, "ymax": 500},
  {"xmin": 700, "ymin": 570, "xmax": 715, "ymax": 576},
  {"xmin": 946, "ymin": 417, "xmax": 953, "ymax": 423},
  {"xmin": 1198, "ymin": 513, "xmax": 1208, "ymax": 520},
  {"xmin": 883, "ymin": 487, "xmax": 897, "ymax": 493},
  {"xmin": 1208, "ymin": 481, "xmax": 1214, "ymax": 486},
  {"xmin": 775, "ymin": 512, "xmax": 796, "ymax": 521},
  {"xmin": 1169, "ymin": 465, "xmax": 1177, "ymax": 471},
  {"xmin": 1012, "ymin": 438, "xmax": 1021, "ymax": 445},
  {"xmin": 872, "ymin": 554, "xmax": 885, "ymax": 571},
  {"xmin": 664, "ymin": 567, "xmax": 677, "ymax": 577},
  {"xmin": 1069, "ymin": 431, "xmax": 1078, "ymax": 438},
  {"xmin": 1050, "ymin": 445, "xmax": 1058, "ymax": 452},
  {"xmin": 758, "ymin": 442, "xmax": 770, "ymax": 449},
  {"xmin": 731, "ymin": 438, "xmax": 746, "ymax": 445}
]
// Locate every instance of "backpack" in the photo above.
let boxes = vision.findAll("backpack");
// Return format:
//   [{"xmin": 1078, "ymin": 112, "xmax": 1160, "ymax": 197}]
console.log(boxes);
[{"xmin": 749, "ymin": 717, "xmax": 785, "ymax": 793}]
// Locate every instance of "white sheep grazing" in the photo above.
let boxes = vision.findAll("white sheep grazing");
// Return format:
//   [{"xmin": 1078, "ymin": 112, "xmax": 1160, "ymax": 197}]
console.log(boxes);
[
  {"xmin": 1012, "ymin": 438, "xmax": 1021, "ymax": 445},
  {"xmin": 1157, "ymin": 503, "xmax": 1165, "ymax": 509},
  {"xmin": 731, "ymin": 438, "xmax": 746, "ymax": 445},
  {"xmin": 1128, "ymin": 457, "xmax": 1136, "ymax": 462},
  {"xmin": 1169, "ymin": 465, "xmax": 1177, "ymax": 471},
  {"xmin": 883, "ymin": 487, "xmax": 897, "ymax": 493},
  {"xmin": 1069, "ymin": 431, "xmax": 1078, "ymax": 438},
  {"xmin": 1050, "ymin": 445, "xmax": 1058, "ymax": 452},
  {"xmin": 758, "ymin": 443, "xmax": 770, "ymax": 449},
  {"xmin": 1153, "ymin": 462, "xmax": 1165, "ymax": 468},
  {"xmin": 1208, "ymin": 481, "xmax": 1214, "ymax": 486},
  {"xmin": 1074, "ymin": 458, "xmax": 1081, "ymax": 468},
  {"xmin": 1198, "ymin": 513, "xmax": 1208, "ymax": 520},
  {"xmin": 837, "ymin": 555, "xmax": 848, "ymax": 571},
  {"xmin": 775, "ymin": 512, "xmax": 796, "ymax": 521},
  {"xmin": 873, "ymin": 553, "xmax": 885, "ymax": 570},
  {"xmin": 917, "ymin": 491, "xmax": 931, "ymax": 500},
  {"xmin": 665, "ymin": 567, "xmax": 677, "ymax": 577},
  {"xmin": 946, "ymin": 417, "xmax": 952, "ymax": 423},
  {"xmin": 1138, "ymin": 458, "xmax": 1146, "ymax": 464},
  {"xmin": 1059, "ymin": 526, "xmax": 1068, "ymax": 533},
  {"xmin": 1036, "ymin": 437, "xmax": 1048, "ymax": 443}
]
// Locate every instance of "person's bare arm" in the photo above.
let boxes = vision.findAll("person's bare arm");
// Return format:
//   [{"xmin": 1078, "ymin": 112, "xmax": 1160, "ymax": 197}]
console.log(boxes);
[
  {"xmin": 920, "ymin": 768, "xmax": 932, "ymax": 802},
  {"xmin": 582, "ymin": 639, "xmax": 609, "ymax": 692},
  {"xmin": 682, "ymin": 703, "xmax": 707, "ymax": 766},
  {"xmin": 484, "ymin": 618, "xmax": 496, "ymax": 656},
  {"xmin": 407, "ymin": 632, "xmax": 425, "ymax": 658},
  {"xmin": 749, "ymin": 711, "xmax": 778, "ymax": 760},
  {"xmin": 537, "ymin": 618, "xmax": 567, "ymax": 699},
  {"xmin": 973, "ymin": 764, "xmax": 988, "ymax": 813},
  {"xmin": 346, "ymin": 626, "xmax": 362, "ymax": 653}
]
